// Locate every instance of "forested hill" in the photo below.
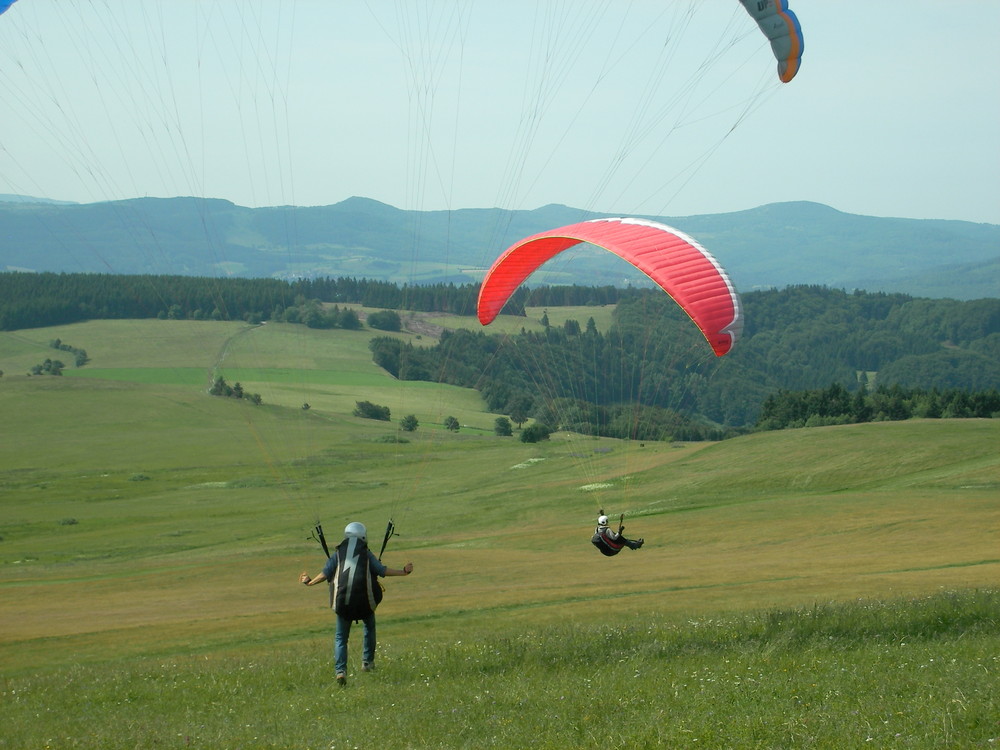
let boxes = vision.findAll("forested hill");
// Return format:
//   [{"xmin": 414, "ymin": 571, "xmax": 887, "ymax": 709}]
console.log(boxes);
[
  {"xmin": 1, "ymin": 196, "xmax": 997, "ymax": 299},
  {"xmin": 3, "ymin": 272, "xmax": 997, "ymax": 433},
  {"xmin": 370, "ymin": 286, "xmax": 1000, "ymax": 433}
]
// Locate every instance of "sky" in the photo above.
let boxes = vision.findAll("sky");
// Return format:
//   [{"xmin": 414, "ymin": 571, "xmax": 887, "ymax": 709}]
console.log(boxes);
[{"xmin": 1, "ymin": 1, "xmax": 998, "ymax": 225}]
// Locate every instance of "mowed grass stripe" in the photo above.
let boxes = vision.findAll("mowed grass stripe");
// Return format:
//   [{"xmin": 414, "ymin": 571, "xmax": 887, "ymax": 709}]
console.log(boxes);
[{"xmin": 65, "ymin": 367, "xmax": 209, "ymax": 386}]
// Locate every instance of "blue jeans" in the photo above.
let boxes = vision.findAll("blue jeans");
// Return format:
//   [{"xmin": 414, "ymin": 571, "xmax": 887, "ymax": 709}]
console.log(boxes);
[{"xmin": 334, "ymin": 612, "xmax": 376, "ymax": 674}]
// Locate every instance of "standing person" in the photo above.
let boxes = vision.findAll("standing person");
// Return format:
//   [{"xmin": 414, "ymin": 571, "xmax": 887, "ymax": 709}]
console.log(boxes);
[
  {"xmin": 592, "ymin": 511, "xmax": 644, "ymax": 556},
  {"xmin": 299, "ymin": 521, "xmax": 414, "ymax": 686}
]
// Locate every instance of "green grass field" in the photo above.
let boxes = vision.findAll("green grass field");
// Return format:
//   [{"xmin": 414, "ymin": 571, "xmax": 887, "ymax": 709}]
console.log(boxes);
[
  {"xmin": 1, "ymin": 319, "xmax": 997, "ymax": 748},
  {"xmin": 428, "ymin": 305, "xmax": 617, "ymax": 336}
]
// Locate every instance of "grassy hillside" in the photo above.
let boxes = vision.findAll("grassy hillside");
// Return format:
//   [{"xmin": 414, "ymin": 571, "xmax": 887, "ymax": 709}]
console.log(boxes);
[{"xmin": 1, "ymin": 320, "xmax": 997, "ymax": 747}]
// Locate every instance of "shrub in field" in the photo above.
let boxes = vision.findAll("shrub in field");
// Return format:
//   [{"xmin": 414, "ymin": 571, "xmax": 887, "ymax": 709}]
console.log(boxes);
[
  {"xmin": 520, "ymin": 423, "xmax": 552, "ymax": 443},
  {"xmin": 209, "ymin": 375, "xmax": 262, "ymax": 405},
  {"xmin": 354, "ymin": 400, "xmax": 391, "ymax": 421},
  {"xmin": 30, "ymin": 358, "xmax": 64, "ymax": 375},
  {"xmin": 444, "ymin": 416, "xmax": 460, "ymax": 432},
  {"xmin": 367, "ymin": 309, "xmax": 402, "ymax": 332},
  {"xmin": 338, "ymin": 308, "xmax": 362, "ymax": 330},
  {"xmin": 400, "ymin": 414, "xmax": 419, "ymax": 432},
  {"xmin": 49, "ymin": 338, "xmax": 89, "ymax": 367},
  {"xmin": 494, "ymin": 417, "xmax": 513, "ymax": 436}
]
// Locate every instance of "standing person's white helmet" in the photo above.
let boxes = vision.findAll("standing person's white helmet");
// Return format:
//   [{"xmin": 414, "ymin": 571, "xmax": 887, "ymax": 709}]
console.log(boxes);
[{"xmin": 344, "ymin": 522, "xmax": 367, "ymax": 541}]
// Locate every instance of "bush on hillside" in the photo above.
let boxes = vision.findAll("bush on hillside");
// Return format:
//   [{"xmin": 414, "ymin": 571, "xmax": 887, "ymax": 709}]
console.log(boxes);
[
  {"xmin": 367, "ymin": 310, "xmax": 402, "ymax": 332},
  {"xmin": 354, "ymin": 400, "xmax": 391, "ymax": 421},
  {"xmin": 520, "ymin": 423, "xmax": 552, "ymax": 443},
  {"xmin": 210, "ymin": 375, "xmax": 262, "ymax": 405}
]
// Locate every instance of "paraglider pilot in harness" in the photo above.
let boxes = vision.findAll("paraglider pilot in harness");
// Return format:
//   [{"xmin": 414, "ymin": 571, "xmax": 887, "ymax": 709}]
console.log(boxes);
[
  {"xmin": 592, "ymin": 509, "xmax": 644, "ymax": 556},
  {"xmin": 300, "ymin": 521, "xmax": 413, "ymax": 686}
]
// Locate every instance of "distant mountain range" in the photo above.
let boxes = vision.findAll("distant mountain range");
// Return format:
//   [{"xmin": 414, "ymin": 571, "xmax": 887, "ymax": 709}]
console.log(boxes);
[{"xmin": 1, "ymin": 195, "xmax": 997, "ymax": 299}]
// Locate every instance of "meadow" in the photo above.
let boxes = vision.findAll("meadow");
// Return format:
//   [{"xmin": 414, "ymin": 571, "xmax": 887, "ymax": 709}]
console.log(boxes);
[{"xmin": 1, "ymin": 318, "xmax": 997, "ymax": 748}]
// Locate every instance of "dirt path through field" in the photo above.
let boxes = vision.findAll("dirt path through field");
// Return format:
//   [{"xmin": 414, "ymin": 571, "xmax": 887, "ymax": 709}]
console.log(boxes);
[{"xmin": 209, "ymin": 322, "xmax": 263, "ymax": 389}]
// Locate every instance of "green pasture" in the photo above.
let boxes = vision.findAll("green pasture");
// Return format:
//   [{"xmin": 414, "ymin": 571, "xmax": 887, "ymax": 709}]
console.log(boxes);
[
  {"xmin": 1, "ymin": 318, "xmax": 998, "ymax": 748},
  {"xmin": 0, "ymin": 319, "xmax": 248, "ymax": 371},
  {"xmin": 1, "ymin": 318, "xmax": 494, "ymax": 431},
  {"xmin": 214, "ymin": 321, "xmax": 492, "ymax": 430},
  {"xmin": 527, "ymin": 304, "xmax": 616, "ymax": 333},
  {"xmin": 430, "ymin": 304, "xmax": 617, "ymax": 336},
  {"xmin": 65, "ymin": 367, "xmax": 208, "ymax": 386}
]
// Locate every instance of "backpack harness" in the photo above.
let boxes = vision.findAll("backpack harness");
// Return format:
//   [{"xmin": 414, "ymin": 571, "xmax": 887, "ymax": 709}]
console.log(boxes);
[{"xmin": 330, "ymin": 536, "xmax": 383, "ymax": 621}]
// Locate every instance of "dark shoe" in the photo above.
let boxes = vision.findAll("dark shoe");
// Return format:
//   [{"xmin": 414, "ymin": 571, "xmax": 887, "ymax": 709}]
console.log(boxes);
[
  {"xmin": 362, "ymin": 662, "xmax": 374, "ymax": 673},
  {"xmin": 336, "ymin": 672, "xmax": 346, "ymax": 686}
]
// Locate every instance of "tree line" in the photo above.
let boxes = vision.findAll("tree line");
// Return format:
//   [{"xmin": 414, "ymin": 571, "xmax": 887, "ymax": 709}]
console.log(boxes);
[
  {"xmin": 756, "ymin": 382, "xmax": 1000, "ymax": 430},
  {"xmin": 0, "ymin": 272, "xmax": 490, "ymax": 330},
  {"xmin": 0, "ymin": 271, "xmax": 616, "ymax": 331}
]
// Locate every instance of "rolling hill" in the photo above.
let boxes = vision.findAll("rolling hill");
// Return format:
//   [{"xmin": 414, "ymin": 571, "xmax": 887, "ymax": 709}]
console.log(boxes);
[{"xmin": 2, "ymin": 196, "xmax": 997, "ymax": 299}]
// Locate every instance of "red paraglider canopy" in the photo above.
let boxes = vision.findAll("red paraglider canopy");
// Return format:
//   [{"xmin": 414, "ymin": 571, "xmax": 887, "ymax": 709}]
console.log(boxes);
[{"xmin": 477, "ymin": 218, "xmax": 743, "ymax": 357}]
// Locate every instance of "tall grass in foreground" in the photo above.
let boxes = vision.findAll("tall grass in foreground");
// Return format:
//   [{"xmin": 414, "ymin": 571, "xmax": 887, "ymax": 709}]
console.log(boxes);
[{"xmin": 4, "ymin": 590, "xmax": 996, "ymax": 749}]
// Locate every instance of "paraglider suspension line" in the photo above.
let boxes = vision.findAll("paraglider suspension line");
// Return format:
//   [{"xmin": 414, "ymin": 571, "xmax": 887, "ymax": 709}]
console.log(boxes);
[
  {"xmin": 379, "ymin": 518, "xmax": 397, "ymax": 561},
  {"xmin": 311, "ymin": 523, "xmax": 331, "ymax": 559}
]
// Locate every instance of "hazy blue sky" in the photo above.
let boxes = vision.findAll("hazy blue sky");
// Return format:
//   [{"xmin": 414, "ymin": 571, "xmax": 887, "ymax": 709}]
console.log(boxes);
[{"xmin": 1, "ymin": 1, "xmax": 998, "ymax": 223}]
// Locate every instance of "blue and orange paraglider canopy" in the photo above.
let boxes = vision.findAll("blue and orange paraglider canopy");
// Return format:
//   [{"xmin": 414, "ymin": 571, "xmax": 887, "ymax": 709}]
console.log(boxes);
[
  {"xmin": 738, "ymin": 0, "xmax": 804, "ymax": 83},
  {"xmin": 477, "ymin": 218, "xmax": 743, "ymax": 357}
]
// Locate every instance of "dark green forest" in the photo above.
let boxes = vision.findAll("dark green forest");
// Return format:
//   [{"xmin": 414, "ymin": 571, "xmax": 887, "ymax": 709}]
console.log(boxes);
[
  {"xmin": 0, "ymin": 272, "xmax": 488, "ymax": 330},
  {"xmin": 370, "ymin": 286, "xmax": 1000, "ymax": 437},
  {"xmin": 2, "ymin": 272, "xmax": 997, "ymax": 436}
]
